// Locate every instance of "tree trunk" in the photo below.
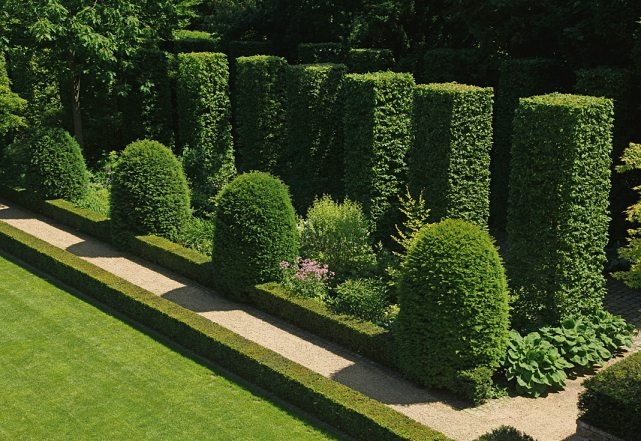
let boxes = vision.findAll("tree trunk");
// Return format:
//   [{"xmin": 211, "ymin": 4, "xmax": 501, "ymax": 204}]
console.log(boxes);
[{"xmin": 71, "ymin": 73, "xmax": 85, "ymax": 149}]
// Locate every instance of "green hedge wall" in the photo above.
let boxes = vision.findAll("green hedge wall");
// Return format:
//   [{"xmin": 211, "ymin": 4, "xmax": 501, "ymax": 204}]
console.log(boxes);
[
  {"xmin": 347, "ymin": 49, "xmax": 395, "ymax": 73},
  {"xmin": 297, "ymin": 43, "xmax": 346, "ymax": 64},
  {"xmin": 491, "ymin": 58, "xmax": 569, "ymax": 230},
  {"xmin": 121, "ymin": 49, "xmax": 175, "ymax": 148},
  {"xmin": 0, "ymin": 222, "xmax": 449, "ymax": 441},
  {"xmin": 177, "ymin": 52, "xmax": 236, "ymax": 210},
  {"xmin": 575, "ymin": 66, "xmax": 637, "ymax": 241},
  {"xmin": 286, "ymin": 63, "xmax": 346, "ymax": 210},
  {"xmin": 507, "ymin": 93, "xmax": 614, "ymax": 328},
  {"xmin": 578, "ymin": 351, "xmax": 641, "ymax": 440},
  {"xmin": 172, "ymin": 30, "xmax": 219, "ymax": 54},
  {"xmin": 409, "ymin": 83, "xmax": 494, "ymax": 228},
  {"xmin": 343, "ymin": 71, "xmax": 415, "ymax": 241},
  {"xmin": 419, "ymin": 48, "xmax": 499, "ymax": 87},
  {"xmin": 235, "ymin": 55, "xmax": 288, "ymax": 175}
]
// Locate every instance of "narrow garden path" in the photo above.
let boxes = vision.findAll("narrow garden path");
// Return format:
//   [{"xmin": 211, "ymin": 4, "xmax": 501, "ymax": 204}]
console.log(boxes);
[{"xmin": 1, "ymin": 199, "xmax": 639, "ymax": 441}]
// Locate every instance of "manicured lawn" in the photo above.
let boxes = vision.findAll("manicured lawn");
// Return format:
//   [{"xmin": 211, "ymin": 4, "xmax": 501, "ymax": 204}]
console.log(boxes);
[{"xmin": 0, "ymin": 253, "xmax": 341, "ymax": 440}]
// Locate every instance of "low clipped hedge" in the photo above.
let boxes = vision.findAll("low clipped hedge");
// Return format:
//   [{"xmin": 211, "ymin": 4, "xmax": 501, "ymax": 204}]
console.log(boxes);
[
  {"xmin": 507, "ymin": 94, "xmax": 613, "ymax": 328},
  {"xmin": 235, "ymin": 55, "xmax": 288, "ymax": 175},
  {"xmin": 297, "ymin": 43, "xmax": 346, "ymax": 64},
  {"xmin": 396, "ymin": 219, "xmax": 510, "ymax": 403},
  {"xmin": 578, "ymin": 351, "xmax": 641, "ymax": 441},
  {"xmin": 347, "ymin": 49, "xmax": 395, "ymax": 73},
  {"xmin": 285, "ymin": 63, "xmax": 346, "ymax": 209},
  {"xmin": 25, "ymin": 127, "xmax": 88, "ymax": 202},
  {"xmin": 227, "ymin": 41, "xmax": 273, "ymax": 59},
  {"xmin": 409, "ymin": 83, "xmax": 493, "ymax": 228},
  {"xmin": 343, "ymin": 71, "xmax": 415, "ymax": 241},
  {"xmin": 212, "ymin": 172, "xmax": 298, "ymax": 297},
  {"xmin": 111, "ymin": 140, "xmax": 191, "ymax": 243},
  {"xmin": 0, "ymin": 185, "xmax": 394, "ymax": 367},
  {"xmin": 0, "ymin": 221, "xmax": 449, "ymax": 441}
]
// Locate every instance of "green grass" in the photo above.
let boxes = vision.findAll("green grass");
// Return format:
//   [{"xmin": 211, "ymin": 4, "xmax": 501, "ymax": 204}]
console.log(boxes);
[{"xmin": 0, "ymin": 253, "xmax": 342, "ymax": 440}]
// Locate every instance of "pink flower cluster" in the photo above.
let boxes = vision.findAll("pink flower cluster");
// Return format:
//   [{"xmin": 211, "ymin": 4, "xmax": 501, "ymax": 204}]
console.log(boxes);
[{"xmin": 280, "ymin": 257, "xmax": 334, "ymax": 281}]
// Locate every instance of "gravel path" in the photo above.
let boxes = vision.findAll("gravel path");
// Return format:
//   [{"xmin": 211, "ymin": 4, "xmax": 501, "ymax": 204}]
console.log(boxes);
[{"xmin": 1, "ymin": 199, "xmax": 639, "ymax": 441}]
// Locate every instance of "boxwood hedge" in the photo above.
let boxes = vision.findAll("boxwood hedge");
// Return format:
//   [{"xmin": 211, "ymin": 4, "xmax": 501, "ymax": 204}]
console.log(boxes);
[
  {"xmin": 491, "ymin": 58, "xmax": 569, "ymax": 230},
  {"xmin": 286, "ymin": 63, "xmax": 346, "ymax": 209},
  {"xmin": 507, "ymin": 93, "xmax": 614, "ymax": 328},
  {"xmin": 409, "ymin": 83, "xmax": 493, "ymax": 228},
  {"xmin": 177, "ymin": 52, "xmax": 236, "ymax": 210},
  {"xmin": 0, "ymin": 221, "xmax": 450, "ymax": 441},
  {"xmin": 235, "ymin": 55, "xmax": 288, "ymax": 175},
  {"xmin": 343, "ymin": 71, "xmax": 415, "ymax": 241},
  {"xmin": 578, "ymin": 351, "xmax": 641, "ymax": 441}
]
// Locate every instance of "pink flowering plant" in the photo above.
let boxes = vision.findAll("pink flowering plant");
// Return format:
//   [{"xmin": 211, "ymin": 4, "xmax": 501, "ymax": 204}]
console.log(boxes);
[{"xmin": 280, "ymin": 257, "xmax": 334, "ymax": 300}]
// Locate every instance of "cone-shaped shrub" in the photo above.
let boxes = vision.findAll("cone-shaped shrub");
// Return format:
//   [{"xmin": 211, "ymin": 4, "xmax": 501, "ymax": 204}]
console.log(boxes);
[
  {"xmin": 25, "ymin": 127, "xmax": 88, "ymax": 202},
  {"xmin": 212, "ymin": 172, "xmax": 298, "ymax": 297},
  {"xmin": 396, "ymin": 219, "xmax": 510, "ymax": 403},
  {"xmin": 111, "ymin": 139, "xmax": 190, "ymax": 242}
]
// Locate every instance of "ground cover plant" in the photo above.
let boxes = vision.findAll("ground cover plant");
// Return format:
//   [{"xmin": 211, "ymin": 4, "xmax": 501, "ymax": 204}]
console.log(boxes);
[{"xmin": 0, "ymin": 253, "xmax": 339, "ymax": 441}]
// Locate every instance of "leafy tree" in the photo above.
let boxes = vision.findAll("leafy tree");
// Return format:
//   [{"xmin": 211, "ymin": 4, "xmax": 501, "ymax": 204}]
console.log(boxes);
[{"xmin": 1, "ymin": 0, "xmax": 196, "ymax": 148}]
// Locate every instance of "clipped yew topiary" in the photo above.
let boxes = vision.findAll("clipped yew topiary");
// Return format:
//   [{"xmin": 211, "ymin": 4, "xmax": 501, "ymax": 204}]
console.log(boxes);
[
  {"xmin": 507, "ymin": 94, "xmax": 613, "ymax": 328},
  {"xmin": 212, "ymin": 172, "xmax": 298, "ymax": 297},
  {"xmin": 286, "ymin": 63, "xmax": 346, "ymax": 209},
  {"xmin": 343, "ymin": 71, "xmax": 415, "ymax": 241},
  {"xmin": 111, "ymin": 139, "xmax": 190, "ymax": 242},
  {"xmin": 235, "ymin": 55, "xmax": 288, "ymax": 174},
  {"xmin": 396, "ymin": 219, "xmax": 510, "ymax": 403},
  {"xmin": 25, "ymin": 127, "xmax": 88, "ymax": 202},
  {"xmin": 491, "ymin": 58, "xmax": 569, "ymax": 230},
  {"xmin": 409, "ymin": 83, "xmax": 494, "ymax": 228},
  {"xmin": 177, "ymin": 52, "xmax": 236, "ymax": 211}
]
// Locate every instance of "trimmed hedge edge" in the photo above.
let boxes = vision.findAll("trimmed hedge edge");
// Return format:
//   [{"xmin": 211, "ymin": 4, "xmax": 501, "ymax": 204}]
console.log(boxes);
[
  {"xmin": 0, "ymin": 185, "xmax": 394, "ymax": 369},
  {"xmin": 0, "ymin": 220, "xmax": 449, "ymax": 441}
]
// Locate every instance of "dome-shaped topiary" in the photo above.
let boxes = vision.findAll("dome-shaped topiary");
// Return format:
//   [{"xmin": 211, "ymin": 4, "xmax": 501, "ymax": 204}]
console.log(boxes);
[
  {"xmin": 25, "ymin": 128, "xmax": 88, "ymax": 201},
  {"xmin": 396, "ymin": 218, "xmax": 509, "ymax": 402},
  {"xmin": 212, "ymin": 172, "xmax": 298, "ymax": 296},
  {"xmin": 111, "ymin": 139, "xmax": 191, "ymax": 242}
]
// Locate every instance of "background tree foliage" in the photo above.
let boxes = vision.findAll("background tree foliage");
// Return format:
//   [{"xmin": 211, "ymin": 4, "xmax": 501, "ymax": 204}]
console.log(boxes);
[{"xmin": 0, "ymin": 0, "xmax": 196, "ymax": 148}]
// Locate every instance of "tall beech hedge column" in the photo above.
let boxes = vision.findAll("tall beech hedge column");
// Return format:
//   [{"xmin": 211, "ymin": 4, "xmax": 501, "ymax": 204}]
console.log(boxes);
[
  {"xmin": 343, "ymin": 71, "xmax": 415, "ymax": 240},
  {"xmin": 491, "ymin": 58, "xmax": 568, "ymax": 230},
  {"xmin": 507, "ymin": 93, "xmax": 614, "ymax": 328},
  {"xmin": 409, "ymin": 83, "xmax": 493, "ymax": 228},
  {"xmin": 177, "ymin": 52, "xmax": 236, "ymax": 210},
  {"xmin": 286, "ymin": 63, "xmax": 346, "ymax": 210},
  {"xmin": 235, "ymin": 55, "xmax": 288, "ymax": 175}
]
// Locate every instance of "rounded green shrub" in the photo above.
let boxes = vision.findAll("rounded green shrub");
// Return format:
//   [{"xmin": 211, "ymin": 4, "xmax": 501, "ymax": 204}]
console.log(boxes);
[
  {"xmin": 111, "ymin": 139, "xmax": 190, "ymax": 242},
  {"xmin": 396, "ymin": 219, "xmax": 510, "ymax": 402},
  {"xmin": 25, "ymin": 128, "xmax": 88, "ymax": 201},
  {"xmin": 212, "ymin": 172, "xmax": 298, "ymax": 295}
]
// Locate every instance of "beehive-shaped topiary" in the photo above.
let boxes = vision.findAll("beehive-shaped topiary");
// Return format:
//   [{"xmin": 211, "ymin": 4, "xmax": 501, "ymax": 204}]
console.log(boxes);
[
  {"xmin": 212, "ymin": 172, "xmax": 298, "ymax": 297},
  {"xmin": 25, "ymin": 127, "xmax": 88, "ymax": 202},
  {"xmin": 396, "ymin": 219, "xmax": 510, "ymax": 402},
  {"xmin": 111, "ymin": 139, "xmax": 190, "ymax": 242}
]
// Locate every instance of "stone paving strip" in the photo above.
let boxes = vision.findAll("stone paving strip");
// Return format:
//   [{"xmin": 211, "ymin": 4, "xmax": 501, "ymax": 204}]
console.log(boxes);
[{"xmin": 1, "ymin": 199, "xmax": 639, "ymax": 441}]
